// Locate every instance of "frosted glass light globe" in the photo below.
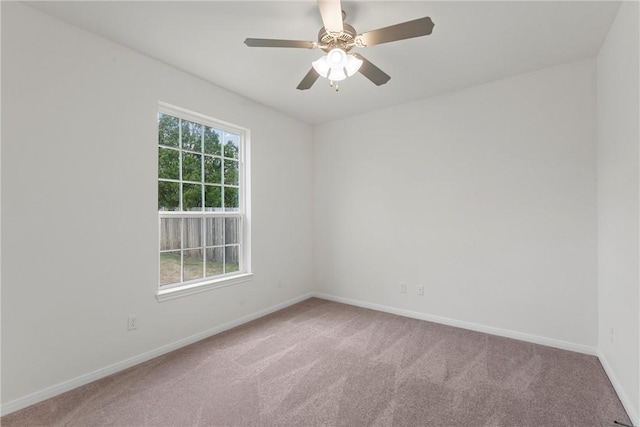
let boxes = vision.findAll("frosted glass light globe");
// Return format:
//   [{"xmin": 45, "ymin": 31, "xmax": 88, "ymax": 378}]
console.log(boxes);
[
  {"xmin": 345, "ymin": 55, "xmax": 363, "ymax": 77},
  {"xmin": 312, "ymin": 56, "xmax": 330, "ymax": 78},
  {"xmin": 328, "ymin": 67, "xmax": 347, "ymax": 81},
  {"xmin": 327, "ymin": 48, "xmax": 347, "ymax": 68}
]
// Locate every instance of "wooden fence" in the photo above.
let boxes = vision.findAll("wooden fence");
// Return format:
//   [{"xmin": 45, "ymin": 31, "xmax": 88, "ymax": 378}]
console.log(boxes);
[{"xmin": 160, "ymin": 218, "xmax": 239, "ymax": 264}]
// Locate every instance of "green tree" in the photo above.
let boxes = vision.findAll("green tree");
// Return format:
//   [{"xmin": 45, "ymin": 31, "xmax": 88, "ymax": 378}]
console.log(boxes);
[
  {"xmin": 158, "ymin": 114, "xmax": 179, "ymax": 147},
  {"xmin": 181, "ymin": 120, "xmax": 202, "ymax": 152},
  {"xmin": 224, "ymin": 140, "xmax": 238, "ymax": 159},
  {"xmin": 158, "ymin": 115, "xmax": 228, "ymax": 211},
  {"xmin": 158, "ymin": 182, "xmax": 179, "ymax": 210},
  {"xmin": 223, "ymin": 140, "xmax": 239, "ymax": 190},
  {"xmin": 182, "ymin": 184, "xmax": 201, "ymax": 210},
  {"xmin": 205, "ymin": 127, "xmax": 221, "ymax": 155},
  {"xmin": 158, "ymin": 148, "xmax": 179, "ymax": 180}
]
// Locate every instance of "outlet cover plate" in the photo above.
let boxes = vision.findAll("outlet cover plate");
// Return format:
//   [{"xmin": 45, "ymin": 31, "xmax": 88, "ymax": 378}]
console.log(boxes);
[{"xmin": 128, "ymin": 314, "xmax": 139, "ymax": 331}]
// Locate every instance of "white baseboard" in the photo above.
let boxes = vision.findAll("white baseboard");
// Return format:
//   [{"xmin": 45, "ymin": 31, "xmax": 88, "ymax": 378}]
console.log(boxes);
[
  {"xmin": 311, "ymin": 292, "xmax": 597, "ymax": 355},
  {"xmin": 598, "ymin": 350, "xmax": 639, "ymax": 426},
  {"xmin": 0, "ymin": 293, "xmax": 313, "ymax": 417}
]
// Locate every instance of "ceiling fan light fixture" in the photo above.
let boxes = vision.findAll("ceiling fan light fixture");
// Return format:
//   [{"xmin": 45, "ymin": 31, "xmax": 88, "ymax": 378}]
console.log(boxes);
[
  {"xmin": 312, "ymin": 48, "xmax": 361, "ymax": 82},
  {"xmin": 345, "ymin": 54, "xmax": 363, "ymax": 77},
  {"xmin": 328, "ymin": 67, "xmax": 347, "ymax": 81},
  {"xmin": 312, "ymin": 56, "xmax": 331, "ymax": 78},
  {"xmin": 327, "ymin": 48, "xmax": 347, "ymax": 68}
]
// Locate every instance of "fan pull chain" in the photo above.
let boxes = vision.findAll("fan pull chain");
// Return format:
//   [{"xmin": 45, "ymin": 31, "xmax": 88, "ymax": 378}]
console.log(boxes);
[{"xmin": 329, "ymin": 80, "xmax": 340, "ymax": 92}]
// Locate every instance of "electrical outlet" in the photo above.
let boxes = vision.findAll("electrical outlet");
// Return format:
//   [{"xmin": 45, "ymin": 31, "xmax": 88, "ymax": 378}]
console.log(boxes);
[
  {"xmin": 609, "ymin": 327, "xmax": 614, "ymax": 343},
  {"xmin": 400, "ymin": 283, "xmax": 407, "ymax": 293},
  {"xmin": 417, "ymin": 285, "xmax": 424, "ymax": 296},
  {"xmin": 128, "ymin": 314, "xmax": 139, "ymax": 331},
  {"xmin": 277, "ymin": 278, "xmax": 283, "ymax": 288}
]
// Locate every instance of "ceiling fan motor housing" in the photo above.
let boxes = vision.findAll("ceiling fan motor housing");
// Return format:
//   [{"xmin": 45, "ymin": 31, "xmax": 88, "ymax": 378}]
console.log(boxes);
[{"xmin": 318, "ymin": 22, "xmax": 357, "ymax": 52}]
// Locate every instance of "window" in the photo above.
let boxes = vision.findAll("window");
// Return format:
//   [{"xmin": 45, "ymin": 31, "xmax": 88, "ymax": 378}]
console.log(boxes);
[{"xmin": 157, "ymin": 103, "xmax": 251, "ymax": 300}]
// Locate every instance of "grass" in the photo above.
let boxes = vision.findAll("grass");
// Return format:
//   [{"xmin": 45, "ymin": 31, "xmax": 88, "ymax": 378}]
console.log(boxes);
[{"xmin": 160, "ymin": 252, "xmax": 237, "ymax": 286}]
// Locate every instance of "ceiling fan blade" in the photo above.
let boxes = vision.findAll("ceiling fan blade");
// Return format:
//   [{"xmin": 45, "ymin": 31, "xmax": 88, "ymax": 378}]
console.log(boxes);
[
  {"xmin": 244, "ymin": 38, "xmax": 315, "ymax": 49},
  {"xmin": 297, "ymin": 68, "xmax": 320, "ymax": 90},
  {"xmin": 352, "ymin": 54, "xmax": 390, "ymax": 86},
  {"xmin": 358, "ymin": 16, "xmax": 434, "ymax": 47},
  {"xmin": 318, "ymin": 0, "xmax": 343, "ymax": 34}
]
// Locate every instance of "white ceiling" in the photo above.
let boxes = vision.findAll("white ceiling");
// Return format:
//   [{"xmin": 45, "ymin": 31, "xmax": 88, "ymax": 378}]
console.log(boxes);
[{"xmin": 28, "ymin": 1, "xmax": 621, "ymax": 125}]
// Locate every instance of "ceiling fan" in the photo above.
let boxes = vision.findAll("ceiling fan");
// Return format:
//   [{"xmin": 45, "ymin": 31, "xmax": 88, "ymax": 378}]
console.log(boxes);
[{"xmin": 244, "ymin": 0, "xmax": 435, "ymax": 91}]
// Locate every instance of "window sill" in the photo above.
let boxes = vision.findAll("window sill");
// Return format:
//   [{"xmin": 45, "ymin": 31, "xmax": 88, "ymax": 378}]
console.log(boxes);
[{"xmin": 156, "ymin": 273, "xmax": 254, "ymax": 302}]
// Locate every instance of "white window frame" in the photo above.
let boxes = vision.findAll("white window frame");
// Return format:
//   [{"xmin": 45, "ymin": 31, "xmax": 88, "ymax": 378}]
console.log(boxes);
[{"xmin": 156, "ymin": 102, "xmax": 252, "ymax": 302}]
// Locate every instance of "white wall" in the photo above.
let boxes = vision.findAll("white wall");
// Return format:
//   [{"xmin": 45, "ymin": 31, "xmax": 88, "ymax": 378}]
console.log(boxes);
[
  {"xmin": 1, "ymin": 2, "xmax": 313, "ymax": 408},
  {"xmin": 596, "ymin": 1, "xmax": 640, "ymax": 422},
  {"xmin": 314, "ymin": 59, "xmax": 598, "ymax": 349}
]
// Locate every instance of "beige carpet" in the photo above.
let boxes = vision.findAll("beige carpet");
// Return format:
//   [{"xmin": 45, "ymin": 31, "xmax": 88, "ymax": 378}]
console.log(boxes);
[{"xmin": 2, "ymin": 298, "xmax": 631, "ymax": 426}]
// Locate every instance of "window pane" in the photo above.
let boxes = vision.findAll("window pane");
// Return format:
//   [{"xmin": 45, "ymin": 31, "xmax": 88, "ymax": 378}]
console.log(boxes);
[
  {"xmin": 206, "ymin": 217, "xmax": 224, "ymax": 246},
  {"xmin": 158, "ymin": 147, "xmax": 179, "ymax": 180},
  {"xmin": 224, "ymin": 187, "xmax": 238, "ymax": 210},
  {"xmin": 158, "ymin": 182, "xmax": 179, "ymax": 211},
  {"xmin": 183, "ymin": 183, "xmax": 202, "ymax": 211},
  {"xmin": 224, "ymin": 159, "xmax": 239, "ymax": 185},
  {"xmin": 158, "ymin": 114, "xmax": 179, "ymax": 147},
  {"xmin": 204, "ymin": 127, "xmax": 222, "ymax": 156},
  {"xmin": 204, "ymin": 156, "xmax": 222, "ymax": 184},
  {"xmin": 160, "ymin": 251, "xmax": 181, "ymax": 285},
  {"xmin": 184, "ymin": 218, "xmax": 202, "ymax": 249},
  {"xmin": 225, "ymin": 246, "xmax": 239, "ymax": 273},
  {"xmin": 204, "ymin": 185, "xmax": 222, "ymax": 210},
  {"xmin": 183, "ymin": 249, "xmax": 204, "ymax": 282},
  {"xmin": 206, "ymin": 247, "xmax": 224, "ymax": 277},
  {"xmin": 182, "ymin": 152, "xmax": 202, "ymax": 182},
  {"xmin": 158, "ymin": 108, "xmax": 245, "ymax": 286},
  {"xmin": 181, "ymin": 120, "xmax": 202, "ymax": 152},
  {"xmin": 225, "ymin": 217, "xmax": 240, "ymax": 244},
  {"xmin": 160, "ymin": 218, "xmax": 181, "ymax": 250},
  {"xmin": 223, "ymin": 132, "xmax": 239, "ymax": 159}
]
